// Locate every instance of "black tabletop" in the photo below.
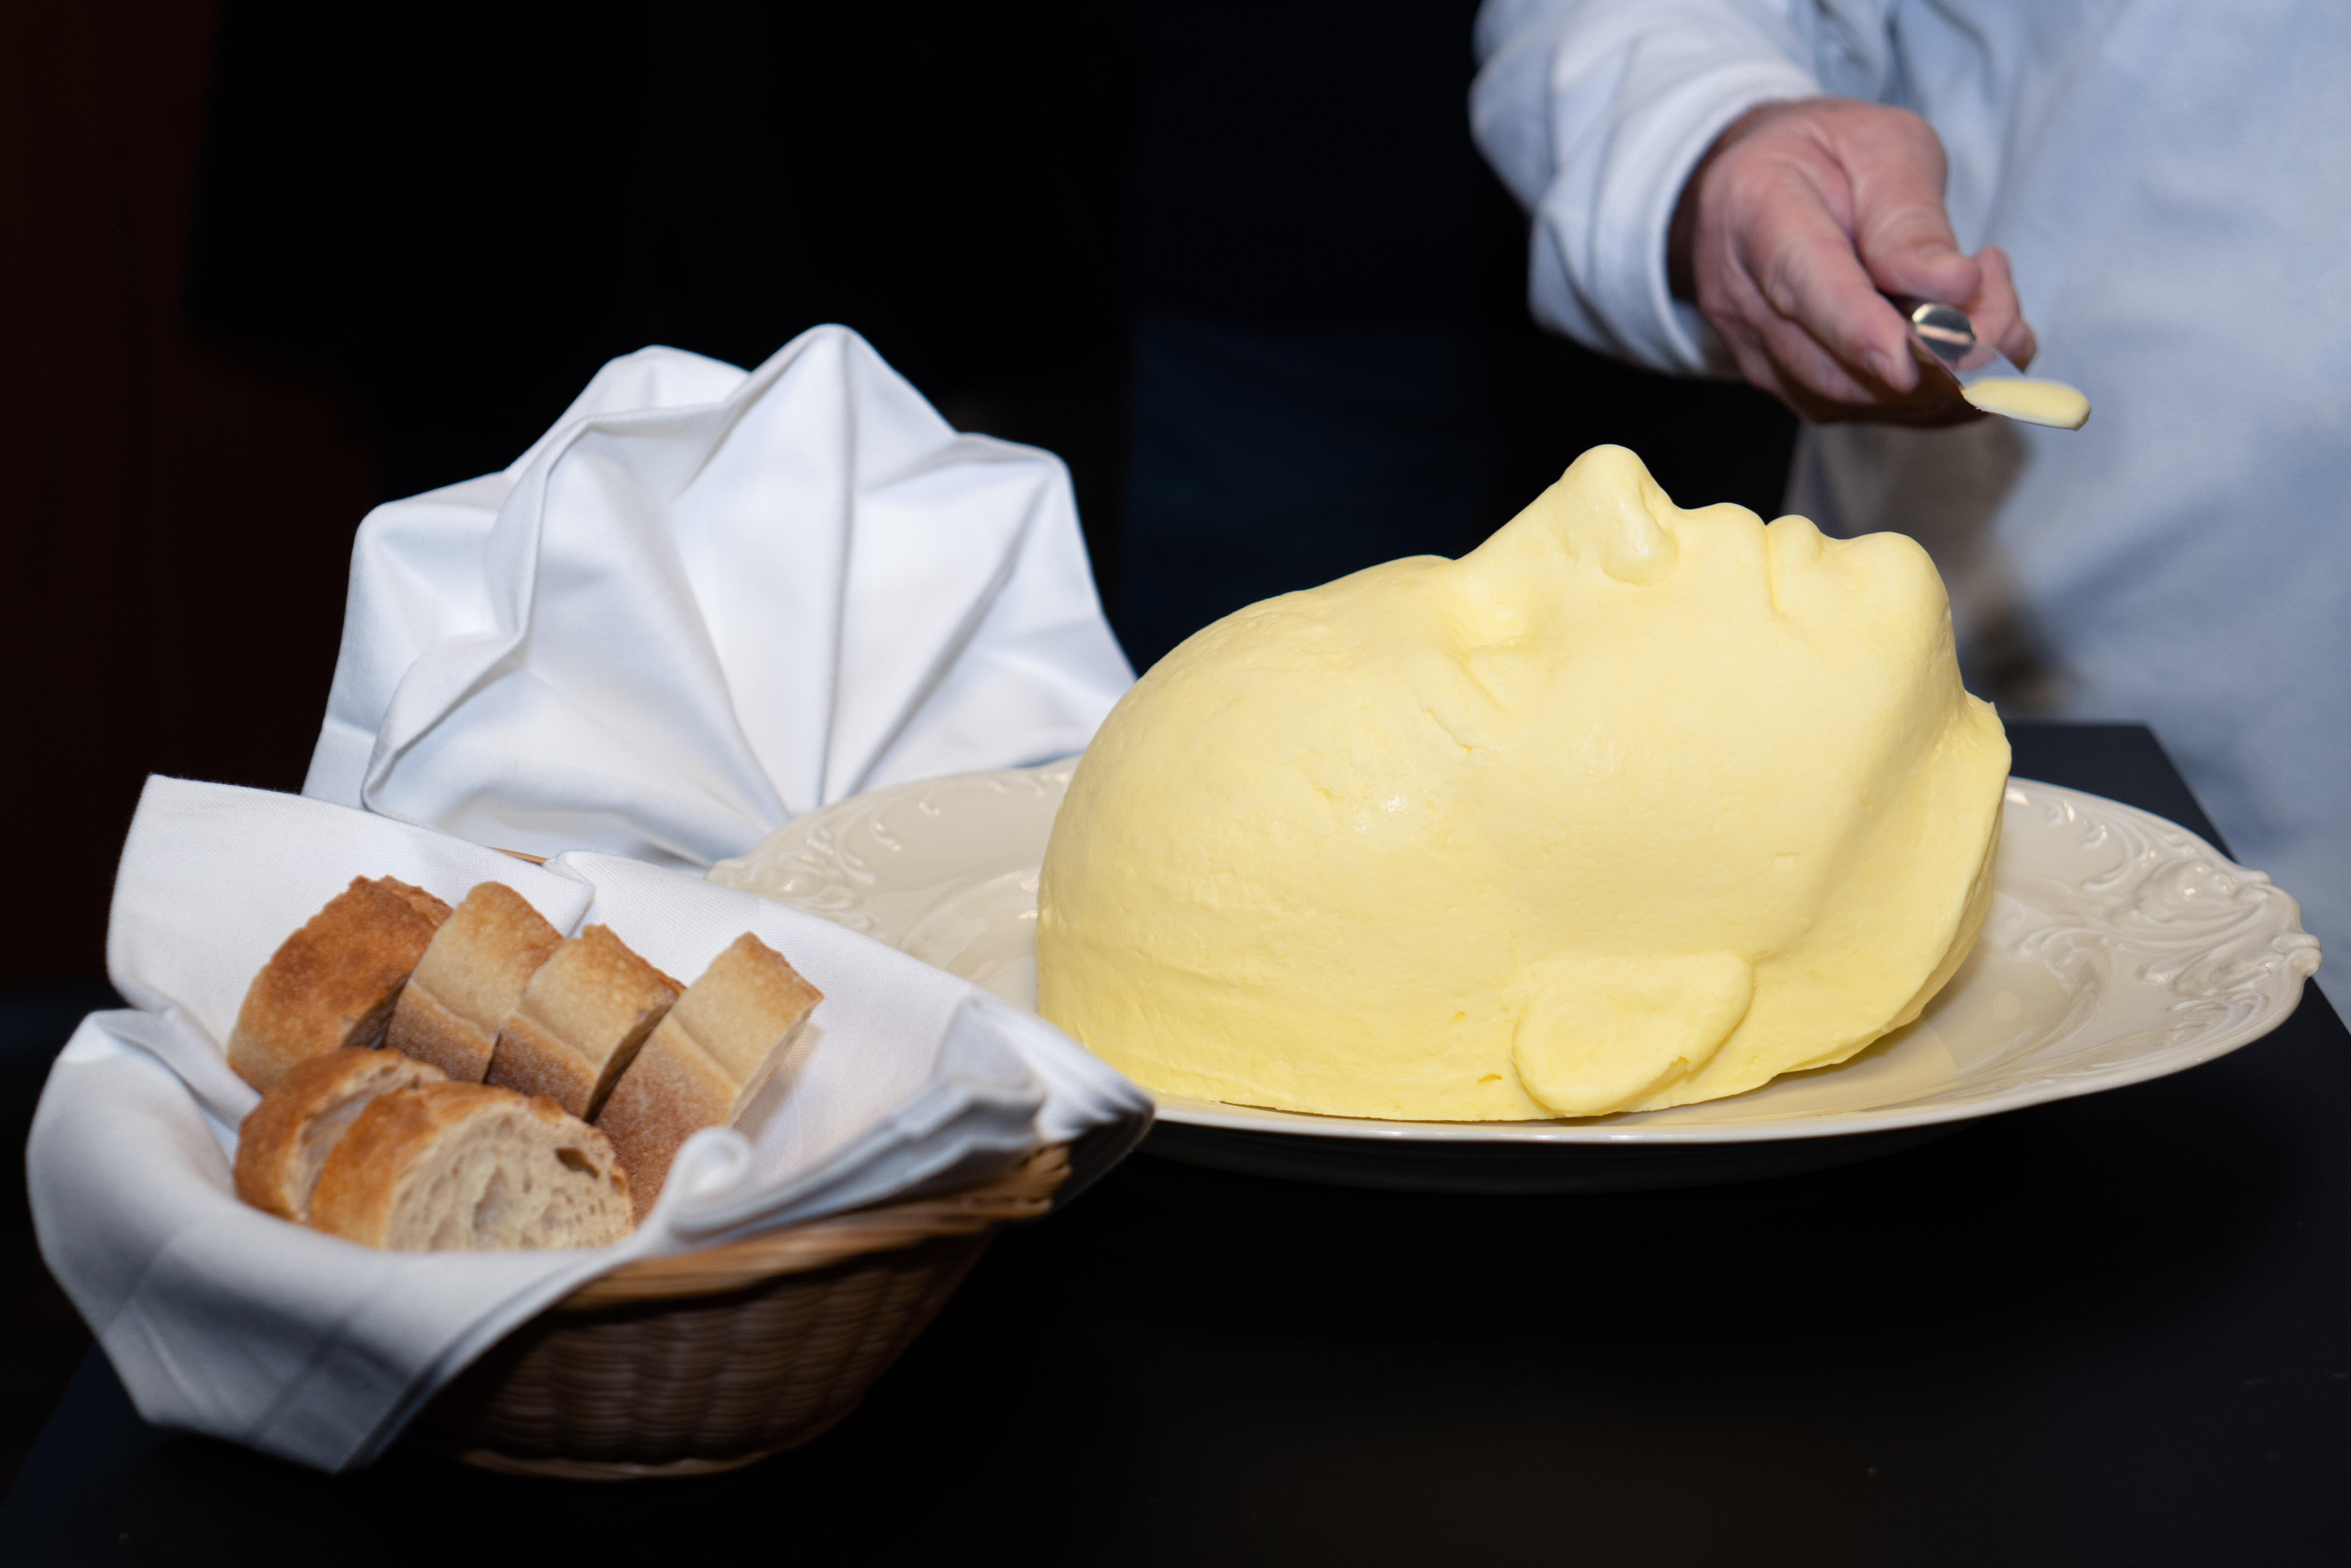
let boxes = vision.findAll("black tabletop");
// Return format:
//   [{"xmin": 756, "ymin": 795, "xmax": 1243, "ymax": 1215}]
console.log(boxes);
[{"xmin": 4, "ymin": 723, "xmax": 2345, "ymax": 1566}]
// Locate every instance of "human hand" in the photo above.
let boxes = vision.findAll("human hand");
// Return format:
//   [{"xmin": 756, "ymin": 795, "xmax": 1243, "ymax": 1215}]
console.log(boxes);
[{"xmin": 1667, "ymin": 98, "xmax": 2037, "ymax": 425}]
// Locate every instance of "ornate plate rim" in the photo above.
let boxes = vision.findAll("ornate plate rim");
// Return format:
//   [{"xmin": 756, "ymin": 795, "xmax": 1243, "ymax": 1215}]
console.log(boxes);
[{"xmin": 711, "ymin": 765, "xmax": 2320, "ymax": 1147}]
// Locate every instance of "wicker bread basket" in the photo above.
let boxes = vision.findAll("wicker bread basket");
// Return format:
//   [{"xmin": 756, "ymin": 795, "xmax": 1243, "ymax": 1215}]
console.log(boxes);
[{"xmin": 409, "ymin": 1143, "xmax": 1070, "ymax": 1479}]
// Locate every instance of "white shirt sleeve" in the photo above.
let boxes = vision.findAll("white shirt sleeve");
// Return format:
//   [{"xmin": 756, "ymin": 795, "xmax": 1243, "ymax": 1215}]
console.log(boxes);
[{"xmin": 1471, "ymin": 0, "xmax": 1865, "ymax": 374}]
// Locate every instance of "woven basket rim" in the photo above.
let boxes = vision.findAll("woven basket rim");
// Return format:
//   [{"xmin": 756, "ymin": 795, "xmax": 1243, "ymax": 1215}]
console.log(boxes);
[{"xmin": 554, "ymin": 1143, "xmax": 1069, "ymax": 1308}]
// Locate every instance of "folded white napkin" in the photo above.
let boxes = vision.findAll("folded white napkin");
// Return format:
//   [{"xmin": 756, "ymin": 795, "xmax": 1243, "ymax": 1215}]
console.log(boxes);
[
  {"xmin": 301, "ymin": 324, "xmax": 1135, "ymax": 867},
  {"xmin": 29, "ymin": 776, "xmax": 1152, "ymax": 1473}
]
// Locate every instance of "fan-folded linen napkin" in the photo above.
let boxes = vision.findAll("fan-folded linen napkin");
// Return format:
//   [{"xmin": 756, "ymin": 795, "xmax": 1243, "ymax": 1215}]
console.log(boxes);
[
  {"xmin": 301, "ymin": 324, "xmax": 1134, "ymax": 867},
  {"xmin": 29, "ymin": 776, "xmax": 1150, "ymax": 1473}
]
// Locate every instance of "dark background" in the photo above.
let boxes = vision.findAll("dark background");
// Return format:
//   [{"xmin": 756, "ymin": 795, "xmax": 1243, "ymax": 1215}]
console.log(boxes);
[
  {"xmin": 1, "ymin": 0, "xmax": 1796, "ymax": 992},
  {"xmin": 0, "ymin": 0, "xmax": 1799, "ymax": 1491}
]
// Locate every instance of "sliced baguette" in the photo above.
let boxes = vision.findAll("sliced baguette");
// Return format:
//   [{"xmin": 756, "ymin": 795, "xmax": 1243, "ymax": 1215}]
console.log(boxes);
[
  {"xmin": 596, "ymin": 932, "xmax": 822, "ymax": 1218},
  {"xmin": 387, "ymin": 881, "xmax": 563, "ymax": 1082},
  {"xmin": 233, "ymin": 1048, "xmax": 446, "ymax": 1222},
  {"xmin": 484, "ymin": 924, "xmax": 678, "ymax": 1119},
  {"xmin": 228, "ymin": 877, "xmax": 453, "ymax": 1091},
  {"xmin": 308, "ymin": 1081, "xmax": 633, "ymax": 1251}
]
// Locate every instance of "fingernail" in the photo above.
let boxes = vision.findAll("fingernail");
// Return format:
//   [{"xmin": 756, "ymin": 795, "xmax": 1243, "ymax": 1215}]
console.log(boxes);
[{"xmin": 1864, "ymin": 349, "xmax": 1896, "ymax": 383}]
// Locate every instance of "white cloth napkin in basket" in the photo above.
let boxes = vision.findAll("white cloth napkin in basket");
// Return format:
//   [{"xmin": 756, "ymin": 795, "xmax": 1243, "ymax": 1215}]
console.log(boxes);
[
  {"xmin": 31, "ymin": 777, "xmax": 1152, "ymax": 1473},
  {"xmin": 31, "ymin": 327, "xmax": 1154, "ymax": 1473},
  {"xmin": 301, "ymin": 323, "xmax": 1135, "ymax": 867}
]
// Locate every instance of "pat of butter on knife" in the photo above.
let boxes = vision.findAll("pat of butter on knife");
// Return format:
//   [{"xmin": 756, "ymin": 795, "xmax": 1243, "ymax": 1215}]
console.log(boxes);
[
  {"xmin": 1897, "ymin": 298, "xmax": 2092, "ymax": 429},
  {"xmin": 1960, "ymin": 376, "xmax": 2092, "ymax": 429}
]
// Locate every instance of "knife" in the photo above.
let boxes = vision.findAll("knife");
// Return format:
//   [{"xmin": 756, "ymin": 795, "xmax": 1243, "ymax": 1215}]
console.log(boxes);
[{"xmin": 1889, "ymin": 296, "xmax": 2092, "ymax": 429}]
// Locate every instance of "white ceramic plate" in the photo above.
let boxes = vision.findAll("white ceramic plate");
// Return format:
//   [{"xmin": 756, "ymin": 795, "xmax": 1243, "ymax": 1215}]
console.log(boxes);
[{"xmin": 710, "ymin": 763, "xmax": 2320, "ymax": 1192}]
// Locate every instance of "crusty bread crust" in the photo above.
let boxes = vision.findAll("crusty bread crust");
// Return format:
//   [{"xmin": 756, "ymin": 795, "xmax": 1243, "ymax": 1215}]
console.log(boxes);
[
  {"xmin": 378, "ymin": 879, "xmax": 455, "ymax": 929},
  {"xmin": 666, "ymin": 933, "xmax": 824, "ymax": 1093},
  {"xmin": 233, "ymin": 1048, "xmax": 446, "ymax": 1222},
  {"xmin": 227, "ymin": 877, "xmax": 453, "ymax": 1091},
  {"xmin": 310, "ymin": 1081, "xmax": 633, "ymax": 1251},
  {"xmin": 385, "ymin": 986, "xmax": 495, "ymax": 1084},
  {"xmin": 593, "ymin": 1021, "xmax": 738, "ymax": 1218},
  {"xmin": 486, "ymin": 1013, "xmax": 596, "ymax": 1118},
  {"xmin": 388, "ymin": 881, "xmax": 562, "ymax": 1082},
  {"xmin": 594, "ymin": 933, "xmax": 822, "ymax": 1218},
  {"xmin": 486, "ymin": 924, "xmax": 676, "ymax": 1119}
]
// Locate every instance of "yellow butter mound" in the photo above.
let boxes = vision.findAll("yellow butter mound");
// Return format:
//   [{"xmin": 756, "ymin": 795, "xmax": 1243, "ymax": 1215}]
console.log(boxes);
[{"xmin": 1037, "ymin": 446, "xmax": 2009, "ymax": 1119}]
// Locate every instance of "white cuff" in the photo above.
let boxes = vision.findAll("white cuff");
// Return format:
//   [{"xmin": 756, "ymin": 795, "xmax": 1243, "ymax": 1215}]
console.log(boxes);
[
  {"xmin": 1542, "ymin": 56, "xmax": 1821, "ymax": 373},
  {"xmin": 1471, "ymin": 0, "xmax": 1823, "ymax": 374}
]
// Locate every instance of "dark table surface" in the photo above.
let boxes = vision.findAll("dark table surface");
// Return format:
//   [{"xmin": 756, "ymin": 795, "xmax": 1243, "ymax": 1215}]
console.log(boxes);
[{"xmin": 4, "ymin": 723, "xmax": 2345, "ymax": 1566}]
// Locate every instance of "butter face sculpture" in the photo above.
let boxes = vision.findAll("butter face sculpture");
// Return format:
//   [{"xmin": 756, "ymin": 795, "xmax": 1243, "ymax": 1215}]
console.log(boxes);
[{"xmin": 1037, "ymin": 446, "xmax": 2009, "ymax": 1120}]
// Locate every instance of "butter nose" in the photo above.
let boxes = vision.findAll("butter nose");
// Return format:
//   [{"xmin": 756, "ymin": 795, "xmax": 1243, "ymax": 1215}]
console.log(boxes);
[
  {"xmin": 1455, "ymin": 444, "xmax": 1680, "ymax": 620},
  {"xmin": 1554, "ymin": 444, "xmax": 1680, "ymax": 584},
  {"xmin": 1588, "ymin": 485, "xmax": 1678, "ymax": 584}
]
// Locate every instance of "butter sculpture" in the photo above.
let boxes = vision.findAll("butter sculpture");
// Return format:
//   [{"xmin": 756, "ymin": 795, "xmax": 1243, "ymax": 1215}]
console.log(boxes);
[{"xmin": 1037, "ymin": 446, "xmax": 2009, "ymax": 1119}]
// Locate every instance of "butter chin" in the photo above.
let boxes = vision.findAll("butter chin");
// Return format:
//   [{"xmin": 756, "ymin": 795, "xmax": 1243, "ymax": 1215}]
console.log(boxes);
[{"xmin": 1036, "ymin": 446, "xmax": 2009, "ymax": 1121}]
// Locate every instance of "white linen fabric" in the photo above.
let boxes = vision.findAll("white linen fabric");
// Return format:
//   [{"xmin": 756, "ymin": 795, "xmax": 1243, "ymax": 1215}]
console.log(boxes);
[
  {"xmin": 1471, "ymin": 0, "xmax": 2351, "ymax": 966},
  {"xmin": 302, "ymin": 323, "xmax": 1135, "ymax": 869},
  {"xmin": 29, "ymin": 776, "xmax": 1151, "ymax": 1473}
]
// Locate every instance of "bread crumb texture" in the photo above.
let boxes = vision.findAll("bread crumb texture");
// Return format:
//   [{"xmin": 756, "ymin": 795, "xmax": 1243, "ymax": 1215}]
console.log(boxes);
[
  {"xmin": 309, "ymin": 1082, "xmax": 633, "ymax": 1250},
  {"xmin": 233, "ymin": 1048, "xmax": 447, "ymax": 1222}
]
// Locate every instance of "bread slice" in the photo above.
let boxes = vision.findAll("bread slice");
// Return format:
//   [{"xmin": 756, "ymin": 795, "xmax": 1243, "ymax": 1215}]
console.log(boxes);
[
  {"xmin": 387, "ymin": 881, "xmax": 563, "ymax": 1082},
  {"xmin": 233, "ymin": 1048, "xmax": 447, "ymax": 1222},
  {"xmin": 596, "ymin": 933, "xmax": 823, "ymax": 1218},
  {"xmin": 308, "ymin": 1081, "xmax": 634, "ymax": 1251},
  {"xmin": 485, "ymin": 924, "xmax": 678, "ymax": 1119},
  {"xmin": 228, "ymin": 877, "xmax": 454, "ymax": 1091}
]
